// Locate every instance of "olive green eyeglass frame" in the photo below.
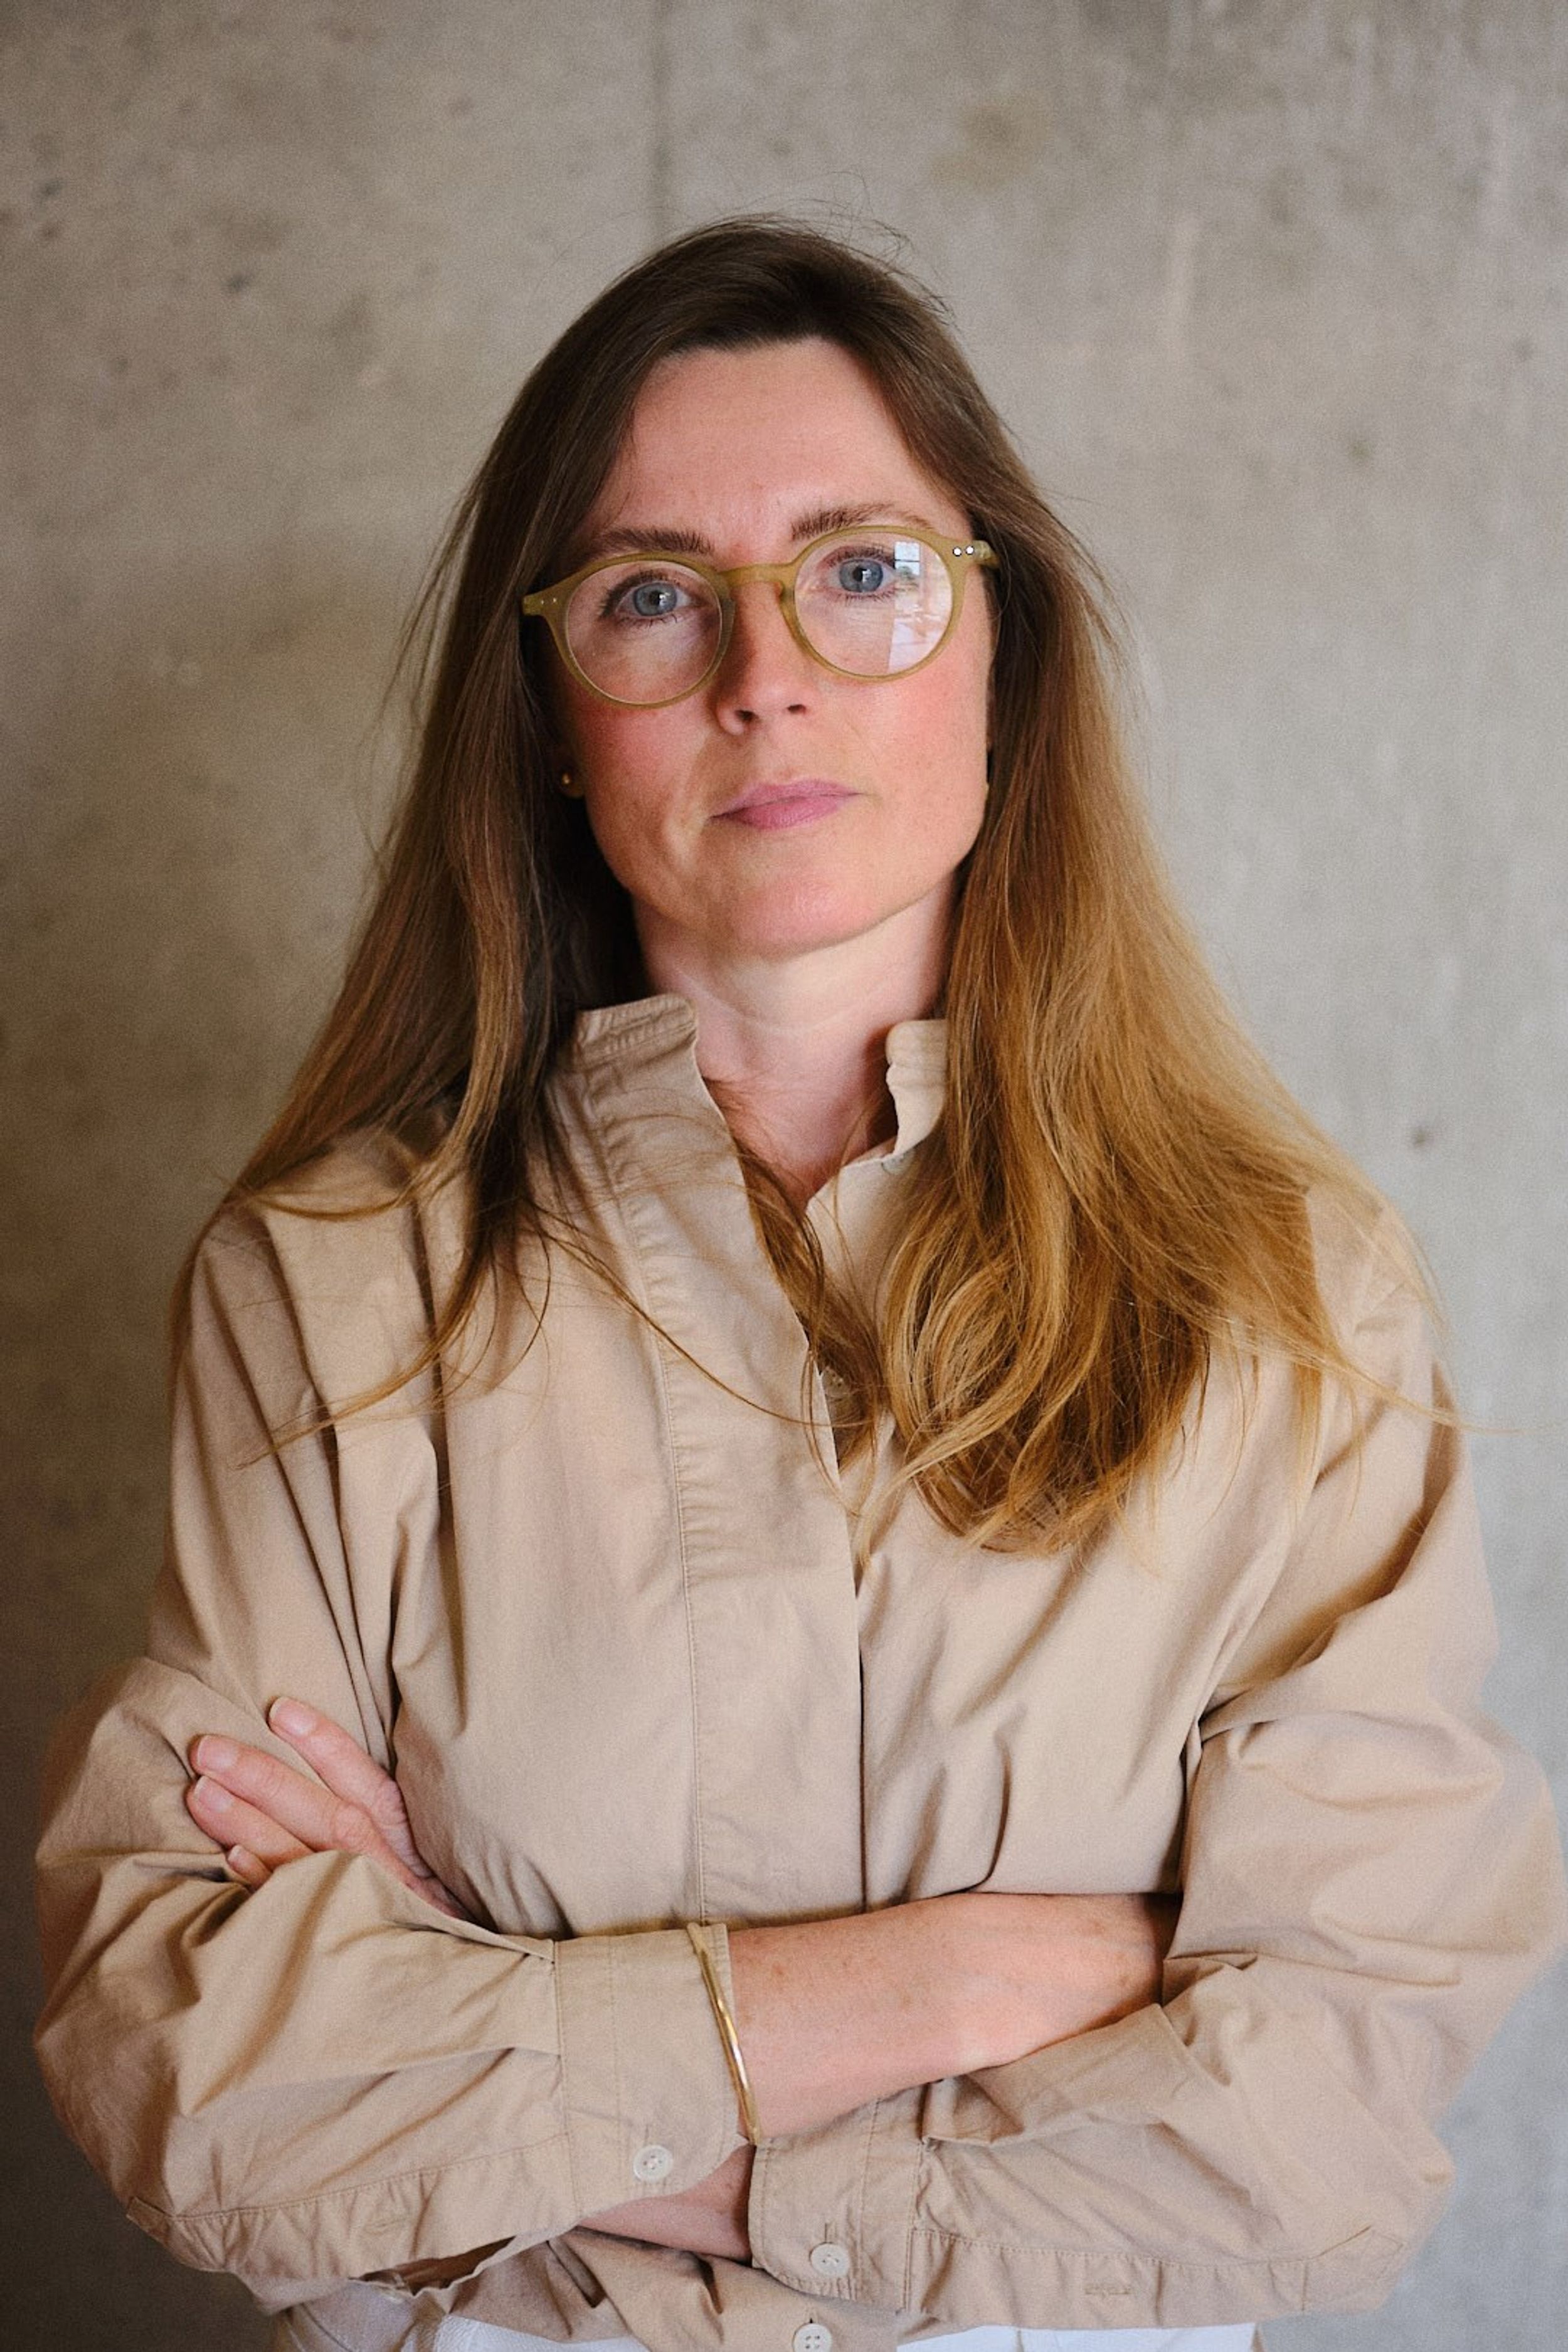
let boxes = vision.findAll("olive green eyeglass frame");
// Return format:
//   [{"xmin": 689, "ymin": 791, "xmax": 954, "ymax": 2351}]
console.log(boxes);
[{"xmin": 520, "ymin": 524, "xmax": 999, "ymax": 709}]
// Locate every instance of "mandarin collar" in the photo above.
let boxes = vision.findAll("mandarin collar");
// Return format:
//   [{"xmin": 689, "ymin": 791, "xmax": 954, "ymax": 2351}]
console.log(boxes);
[{"xmin": 565, "ymin": 992, "xmax": 946, "ymax": 1163}]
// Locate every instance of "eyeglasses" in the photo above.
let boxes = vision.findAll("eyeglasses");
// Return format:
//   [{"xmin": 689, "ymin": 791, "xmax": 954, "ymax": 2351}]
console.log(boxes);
[{"xmin": 521, "ymin": 522, "xmax": 998, "ymax": 708}]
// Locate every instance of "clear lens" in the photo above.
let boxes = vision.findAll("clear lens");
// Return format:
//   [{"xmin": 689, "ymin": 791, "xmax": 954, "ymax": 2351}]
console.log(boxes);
[
  {"xmin": 795, "ymin": 532, "xmax": 952, "ymax": 675},
  {"xmin": 564, "ymin": 559, "xmax": 723, "ymax": 702}
]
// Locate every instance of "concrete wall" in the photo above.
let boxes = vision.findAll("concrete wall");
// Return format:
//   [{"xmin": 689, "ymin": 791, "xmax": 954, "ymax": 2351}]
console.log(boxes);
[{"xmin": 4, "ymin": 3, "xmax": 1563, "ymax": 2344}]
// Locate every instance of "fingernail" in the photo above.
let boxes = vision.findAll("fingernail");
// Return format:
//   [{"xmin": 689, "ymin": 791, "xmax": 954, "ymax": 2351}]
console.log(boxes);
[
  {"xmin": 194, "ymin": 1736, "xmax": 238, "ymax": 1771},
  {"xmin": 270, "ymin": 1698, "xmax": 314, "ymax": 1736},
  {"xmin": 191, "ymin": 1775, "xmax": 232, "ymax": 1813}
]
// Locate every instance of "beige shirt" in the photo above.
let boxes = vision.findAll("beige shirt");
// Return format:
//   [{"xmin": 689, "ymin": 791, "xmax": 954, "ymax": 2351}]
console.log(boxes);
[{"xmin": 34, "ymin": 993, "xmax": 1565, "ymax": 2352}]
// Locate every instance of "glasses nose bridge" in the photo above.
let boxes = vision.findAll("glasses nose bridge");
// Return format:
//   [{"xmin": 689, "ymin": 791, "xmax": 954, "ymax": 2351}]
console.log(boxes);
[
  {"xmin": 721, "ymin": 554, "xmax": 797, "ymax": 600},
  {"xmin": 712, "ymin": 556, "xmax": 811, "ymax": 686}
]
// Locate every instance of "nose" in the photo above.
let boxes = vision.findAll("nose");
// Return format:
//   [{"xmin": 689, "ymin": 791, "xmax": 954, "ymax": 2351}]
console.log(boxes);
[{"xmin": 710, "ymin": 578, "xmax": 818, "ymax": 730}]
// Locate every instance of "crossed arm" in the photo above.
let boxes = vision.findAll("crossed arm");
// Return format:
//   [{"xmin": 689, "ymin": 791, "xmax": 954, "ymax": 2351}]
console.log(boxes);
[
  {"xmin": 184, "ymin": 1698, "xmax": 1175, "ymax": 2265},
  {"xmin": 43, "ymin": 1212, "xmax": 1562, "ymax": 2324}
]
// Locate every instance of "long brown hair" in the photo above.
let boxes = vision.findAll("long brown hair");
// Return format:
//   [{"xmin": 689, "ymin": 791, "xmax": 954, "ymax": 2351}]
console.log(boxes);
[{"xmin": 186, "ymin": 215, "xmax": 1429, "ymax": 1559}]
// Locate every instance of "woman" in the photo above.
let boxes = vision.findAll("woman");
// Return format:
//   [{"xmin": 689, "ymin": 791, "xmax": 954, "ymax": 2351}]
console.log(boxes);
[{"xmin": 34, "ymin": 219, "xmax": 1563, "ymax": 2352}]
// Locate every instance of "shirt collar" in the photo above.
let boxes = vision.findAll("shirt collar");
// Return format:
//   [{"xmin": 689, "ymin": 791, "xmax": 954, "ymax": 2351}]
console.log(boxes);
[
  {"xmin": 565, "ymin": 992, "xmax": 947, "ymax": 1165},
  {"xmin": 877, "ymin": 1017, "xmax": 947, "ymax": 1162}
]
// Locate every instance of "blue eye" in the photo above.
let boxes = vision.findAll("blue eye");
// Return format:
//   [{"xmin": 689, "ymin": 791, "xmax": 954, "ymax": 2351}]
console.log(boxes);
[
  {"xmin": 836, "ymin": 557, "xmax": 890, "ymax": 595},
  {"xmin": 627, "ymin": 580, "xmax": 682, "ymax": 618}
]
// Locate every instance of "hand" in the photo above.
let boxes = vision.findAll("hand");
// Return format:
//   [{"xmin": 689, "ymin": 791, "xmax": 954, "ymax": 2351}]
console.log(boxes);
[
  {"xmin": 580, "ymin": 2139, "xmax": 754, "ymax": 2261},
  {"xmin": 185, "ymin": 1698, "xmax": 470, "ymax": 1920}
]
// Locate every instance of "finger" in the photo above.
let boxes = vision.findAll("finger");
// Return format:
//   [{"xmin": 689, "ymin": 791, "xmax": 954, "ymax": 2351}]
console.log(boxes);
[
  {"xmin": 265, "ymin": 1703, "xmax": 472, "ymax": 1916},
  {"xmin": 265, "ymin": 1699, "xmax": 428, "ymax": 1873},
  {"xmin": 191, "ymin": 1718, "xmax": 473, "ymax": 1919},
  {"xmin": 224, "ymin": 1843, "xmax": 271, "ymax": 1889},
  {"xmin": 186, "ymin": 1774, "xmax": 314, "ymax": 1871},
  {"xmin": 402, "ymin": 1870, "xmax": 470, "ymax": 1922},
  {"xmin": 189, "ymin": 1735, "xmax": 385, "ymax": 1865},
  {"xmin": 186, "ymin": 1764, "xmax": 460, "ymax": 1911}
]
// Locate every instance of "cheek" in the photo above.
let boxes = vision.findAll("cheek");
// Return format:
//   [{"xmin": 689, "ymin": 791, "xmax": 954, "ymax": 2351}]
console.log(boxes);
[
  {"xmin": 560, "ymin": 710, "xmax": 696, "ymax": 893},
  {"xmin": 557, "ymin": 686, "xmax": 648, "ymax": 803},
  {"xmin": 554, "ymin": 657, "xmax": 692, "ymax": 783},
  {"xmin": 916, "ymin": 653, "xmax": 992, "ymax": 857},
  {"xmin": 554, "ymin": 681, "xmax": 616, "ymax": 773},
  {"xmin": 900, "ymin": 644, "xmax": 992, "ymax": 786}
]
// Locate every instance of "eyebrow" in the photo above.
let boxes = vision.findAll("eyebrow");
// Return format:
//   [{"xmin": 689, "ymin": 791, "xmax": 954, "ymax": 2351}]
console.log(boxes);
[{"xmin": 571, "ymin": 504, "xmax": 946, "ymax": 566}]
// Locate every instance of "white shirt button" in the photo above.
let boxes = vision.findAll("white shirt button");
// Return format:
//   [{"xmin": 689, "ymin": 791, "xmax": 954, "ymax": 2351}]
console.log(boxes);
[
  {"xmin": 808, "ymin": 2241, "xmax": 850, "ymax": 2278},
  {"xmin": 631, "ymin": 2142, "xmax": 674, "ymax": 2183},
  {"xmin": 793, "ymin": 2326, "xmax": 834, "ymax": 2352}
]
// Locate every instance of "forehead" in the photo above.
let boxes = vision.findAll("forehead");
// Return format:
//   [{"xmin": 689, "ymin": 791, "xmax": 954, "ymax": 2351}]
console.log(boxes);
[{"xmin": 583, "ymin": 337, "xmax": 966, "ymax": 551}]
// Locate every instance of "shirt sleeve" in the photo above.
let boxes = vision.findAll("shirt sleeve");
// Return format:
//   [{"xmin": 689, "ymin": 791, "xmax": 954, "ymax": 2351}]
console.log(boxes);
[
  {"xmin": 747, "ymin": 1253, "xmax": 1567, "ymax": 2333},
  {"xmin": 33, "ymin": 1206, "xmax": 744, "ymax": 2312}
]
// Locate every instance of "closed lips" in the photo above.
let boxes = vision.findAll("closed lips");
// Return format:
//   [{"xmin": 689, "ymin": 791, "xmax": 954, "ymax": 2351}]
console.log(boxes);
[{"xmin": 715, "ymin": 780, "xmax": 853, "ymax": 815}]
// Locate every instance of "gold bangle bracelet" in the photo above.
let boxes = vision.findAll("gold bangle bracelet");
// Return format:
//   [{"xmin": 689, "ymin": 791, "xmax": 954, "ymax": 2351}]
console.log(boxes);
[{"xmin": 686, "ymin": 1920, "xmax": 763, "ymax": 2147}]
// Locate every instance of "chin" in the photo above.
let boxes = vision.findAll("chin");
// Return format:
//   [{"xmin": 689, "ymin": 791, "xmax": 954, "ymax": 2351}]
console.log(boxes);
[{"xmin": 724, "ymin": 900, "xmax": 894, "ymax": 962}]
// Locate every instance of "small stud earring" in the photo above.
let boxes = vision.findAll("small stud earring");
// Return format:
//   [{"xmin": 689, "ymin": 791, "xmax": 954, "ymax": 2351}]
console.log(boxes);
[{"xmin": 558, "ymin": 766, "xmax": 583, "ymax": 798}]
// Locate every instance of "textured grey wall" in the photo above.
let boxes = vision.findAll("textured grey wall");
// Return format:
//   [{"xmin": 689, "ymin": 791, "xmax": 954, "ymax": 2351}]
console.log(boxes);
[{"xmin": 4, "ymin": 4, "xmax": 1564, "ymax": 2347}]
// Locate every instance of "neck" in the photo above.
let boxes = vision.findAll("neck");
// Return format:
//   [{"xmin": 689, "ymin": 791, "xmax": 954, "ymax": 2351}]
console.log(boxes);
[{"xmin": 633, "ymin": 893, "xmax": 951, "ymax": 1206}]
